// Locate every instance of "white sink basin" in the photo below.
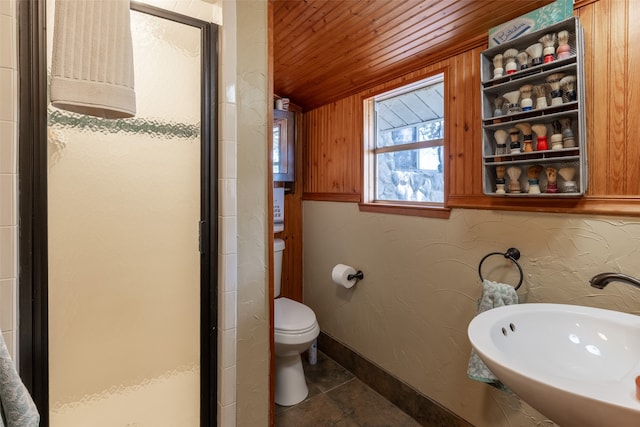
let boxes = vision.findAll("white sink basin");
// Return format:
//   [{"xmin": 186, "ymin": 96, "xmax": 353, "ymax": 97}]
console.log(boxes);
[{"xmin": 468, "ymin": 303, "xmax": 640, "ymax": 427}]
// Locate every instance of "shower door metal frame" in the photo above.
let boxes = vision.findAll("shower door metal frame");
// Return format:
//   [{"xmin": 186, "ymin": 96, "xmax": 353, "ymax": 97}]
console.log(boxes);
[{"xmin": 17, "ymin": 1, "xmax": 219, "ymax": 425}]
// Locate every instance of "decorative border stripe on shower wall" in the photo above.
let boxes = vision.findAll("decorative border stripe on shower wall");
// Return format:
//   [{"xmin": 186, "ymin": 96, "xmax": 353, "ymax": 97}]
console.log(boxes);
[{"xmin": 48, "ymin": 108, "xmax": 200, "ymax": 140}]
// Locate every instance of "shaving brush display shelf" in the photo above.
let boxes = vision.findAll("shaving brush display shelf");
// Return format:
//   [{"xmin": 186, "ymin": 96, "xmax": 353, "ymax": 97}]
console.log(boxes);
[
  {"xmin": 482, "ymin": 62, "xmax": 578, "ymax": 121},
  {"xmin": 480, "ymin": 17, "xmax": 587, "ymax": 197}
]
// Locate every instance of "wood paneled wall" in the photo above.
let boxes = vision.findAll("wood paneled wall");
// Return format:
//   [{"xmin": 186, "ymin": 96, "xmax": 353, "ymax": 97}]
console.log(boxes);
[
  {"xmin": 577, "ymin": 0, "xmax": 640, "ymax": 196},
  {"xmin": 275, "ymin": 105, "xmax": 304, "ymax": 302},
  {"xmin": 302, "ymin": 0, "xmax": 640, "ymax": 216},
  {"xmin": 448, "ymin": 46, "xmax": 485, "ymax": 198},
  {"xmin": 303, "ymin": 98, "xmax": 362, "ymax": 200}
]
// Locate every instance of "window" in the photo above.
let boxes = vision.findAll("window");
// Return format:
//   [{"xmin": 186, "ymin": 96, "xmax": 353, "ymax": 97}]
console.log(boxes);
[{"xmin": 362, "ymin": 73, "xmax": 448, "ymax": 216}]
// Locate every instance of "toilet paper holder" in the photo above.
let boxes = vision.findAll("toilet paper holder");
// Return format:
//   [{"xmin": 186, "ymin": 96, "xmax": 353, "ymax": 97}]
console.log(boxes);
[
  {"xmin": 347, "ymin": 270, "xmax": 364, "ymax": 282},
  {"xmin": 332, "ymin": 264, "xmax": 364, "ymax": 288}
]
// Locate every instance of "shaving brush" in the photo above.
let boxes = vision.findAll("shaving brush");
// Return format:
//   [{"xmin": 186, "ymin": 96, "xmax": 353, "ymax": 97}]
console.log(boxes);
[
  {"xmin": 558, "ymin": 166, "xmax": 578, "ymax": 192},
  {"xmin": 507, "ymin": 127, "xmax": 520, "ymax": 154},
  {"xmin": 503, "ymin": 48, "xmax": 519, "ymax": 75},
  {"xmin": 533, "ymin": 84, "xmax": 549, "ymax": 109},
  {"xmin": 560, "ymin": 75, "xmax": 577, "ymax": 101},
  {"xmin": 546, "ymin": 73, "xmax": 565, "ymax": 106},
  {"xmin": 515, "ymin": 122, "xmax": 533, "ymax": 152},
  {"xmin": 506, "ymin": 166, "xmax": 522, "ymax": 193},
  {"xmin": 560, "ymin": 118, "xmax": 575, "ymax": 148},
  {"xmin": 493, "ymin": 96, "xmax": 506, "ymax": 120},
  {"xmin": 494, "ymin": 129, "xmax": 509, "ymax": 157},
  {"xmin": 503, "ymin": 90, "xmax": 521, "ymax": 115},
  {"xmin": 556, "ymin": 30, "xmax": 571, "ymax": 59},
  {"xmin": 532, "ymin": 123, "xmax": 548, "ymax": 151},
  {"xmin": 495, "ymin": 165, "xmax": 506, "ymax": 194},
  {"xmin": 527, "ymin": 164, "xmax": 544, "ymax": 194},
  {"xmin": 526, "ymin": 43, "xmax": 543, "ymax": 66},
  {"xmin": 493, "ymin": 54, "xmax": 504, "ymax": 79},
  {"xmin": 545, "ymin": 166, "xmax": 558, "ymax": 193},
  {"xmin": 551, "ymin": 120, "xmax": 563, "ymax": 150},
  {"xmin": 539, "ymin": 33, "xmax": 557, "ymax": 63},
  {"xmin": 519, "ymin": 84, "xmax": 533, "ymax": 111},
  {"xmin": 517, "ymin": 51, "xmax": 529, "ymax": 71}
]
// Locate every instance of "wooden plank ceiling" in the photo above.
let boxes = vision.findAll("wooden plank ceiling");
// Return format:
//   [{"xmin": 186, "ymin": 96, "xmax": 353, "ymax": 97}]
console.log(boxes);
[{"xmin": 273, "ymin": 0, "xmax": 553, "ymax": 111}]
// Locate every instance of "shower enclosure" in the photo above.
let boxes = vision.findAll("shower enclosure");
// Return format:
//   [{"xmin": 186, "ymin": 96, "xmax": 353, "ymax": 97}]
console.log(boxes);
[{"xmin": 19, "ymin": 1, "xmax": 217, "ymax": 425}]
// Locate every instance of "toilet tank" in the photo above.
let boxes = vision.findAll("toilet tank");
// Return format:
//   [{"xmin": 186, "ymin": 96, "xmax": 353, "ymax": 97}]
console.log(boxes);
[{"xmin": 274, "ymin": 238, "xmax": 285, "ymax": 297}]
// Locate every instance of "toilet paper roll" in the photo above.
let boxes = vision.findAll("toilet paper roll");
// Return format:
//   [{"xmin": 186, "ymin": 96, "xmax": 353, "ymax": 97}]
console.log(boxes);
[{"xmin": 332, "ymin": 264, "xmax": 358, "ymax": 289}]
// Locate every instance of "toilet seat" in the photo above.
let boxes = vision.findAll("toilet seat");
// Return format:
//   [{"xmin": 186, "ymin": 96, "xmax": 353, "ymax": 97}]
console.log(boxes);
[{"xmin": 274, "ymin": 297, "xmax": 318, "ymax": 335}]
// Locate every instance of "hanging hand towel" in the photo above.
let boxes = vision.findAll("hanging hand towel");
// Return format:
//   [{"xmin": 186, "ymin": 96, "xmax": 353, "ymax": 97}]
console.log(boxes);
[
  {"xmin": 467, "ymin": 279, "xmax": 518, "ymax": 389},
  {"xmin": 51, "ymin": 0, "xmax": 136, "ymax": 119},
  {"xmin": 0, "ymin": 333, "xmax": 39, "ymax": 427}
]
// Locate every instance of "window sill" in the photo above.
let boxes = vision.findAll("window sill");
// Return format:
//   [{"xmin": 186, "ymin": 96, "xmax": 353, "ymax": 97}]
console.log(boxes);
[{"xmin": 358, "ymin": 202, "xmax": 451, "ymax": 219}]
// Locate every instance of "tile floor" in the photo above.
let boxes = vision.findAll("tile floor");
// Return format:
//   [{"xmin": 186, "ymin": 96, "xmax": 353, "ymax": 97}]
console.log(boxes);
[{"xmin": 275, "ymin": 351, "xmax": 421, "ymax": 427}]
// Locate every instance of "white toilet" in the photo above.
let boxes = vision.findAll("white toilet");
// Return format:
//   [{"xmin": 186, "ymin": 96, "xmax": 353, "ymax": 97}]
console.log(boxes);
[{"xmin": 273, "ymin": 238, "xmax": 320, "ymax": 406}]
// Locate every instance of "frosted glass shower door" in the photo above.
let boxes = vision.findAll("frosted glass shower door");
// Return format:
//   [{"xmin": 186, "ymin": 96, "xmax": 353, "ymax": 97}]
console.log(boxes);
[{"xmin": 47, "ymin": 8, "xmax": 202, "ymax": 426}]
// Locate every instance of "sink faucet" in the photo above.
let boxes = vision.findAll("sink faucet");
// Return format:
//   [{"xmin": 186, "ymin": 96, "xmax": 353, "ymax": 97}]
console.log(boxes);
[{"xmin": 589, "ymin": 272, "xmax": 640, "ymax": 290}]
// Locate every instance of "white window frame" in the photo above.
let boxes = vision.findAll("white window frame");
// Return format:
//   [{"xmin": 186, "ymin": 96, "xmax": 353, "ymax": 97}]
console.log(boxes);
[{"xmin": 361, "ymin": 72, "xmax": 449, "ymax": 218}]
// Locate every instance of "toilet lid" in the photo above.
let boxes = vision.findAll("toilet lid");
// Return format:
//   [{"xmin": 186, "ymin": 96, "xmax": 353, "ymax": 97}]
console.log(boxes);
[{"xmin": 274, "ymin": 297, "xmax": 317, "ymax": 334}]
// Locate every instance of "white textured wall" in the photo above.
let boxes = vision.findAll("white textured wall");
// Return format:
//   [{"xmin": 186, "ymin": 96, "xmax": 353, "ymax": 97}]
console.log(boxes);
[
  {"xmin": 0, "ymin": 0, "xmax": 18, "ymax": 361},
  {"xmin": 235, "ymin": 1, "xmax": 270, "ymax": 426},
  {"xmin": 304, "ymin": 201, "xmax": 640, "ymax": 427}
]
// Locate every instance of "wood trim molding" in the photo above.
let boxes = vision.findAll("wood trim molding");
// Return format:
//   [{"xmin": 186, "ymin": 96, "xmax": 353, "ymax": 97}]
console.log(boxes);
[
  {"xmin": 302, "ymin": 192, "xmax": 361, "ymax": 202},
  {"xmin": 448, "ymin": 195, "xmax": 640, "ymax": 217},
  {"xmin": 574, "ymin": 0, "xmax": 599, "ymax": 9},
  {"xmin": 358, "ymin": 203, "xmax": 451, "ymax": 219}
]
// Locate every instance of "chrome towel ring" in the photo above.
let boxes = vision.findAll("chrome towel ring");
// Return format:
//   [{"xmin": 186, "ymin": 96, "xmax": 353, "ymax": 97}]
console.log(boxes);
[{"xmin": 478, "ymin": 248, "xmax": 524, "ymax": 290}]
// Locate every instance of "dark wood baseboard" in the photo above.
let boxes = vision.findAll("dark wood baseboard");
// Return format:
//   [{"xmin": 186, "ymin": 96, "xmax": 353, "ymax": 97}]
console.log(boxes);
[{"xmin": 318, "ymin": 332, "xmax": 474, "ymax": 427}]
